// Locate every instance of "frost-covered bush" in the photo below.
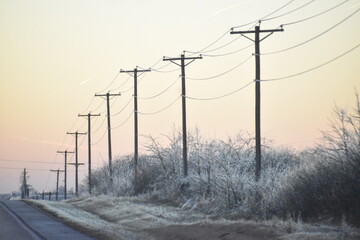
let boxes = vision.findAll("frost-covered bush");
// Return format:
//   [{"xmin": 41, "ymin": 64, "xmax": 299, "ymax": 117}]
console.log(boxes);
[
  {"xmin": 86, "ymin": 128, "xmax": 298, "ymax": 218},
  {"xmin": 270, "ymin": 93, "xmax": 360, "ymax": 226},
  {"xmin": 85, "ymin": 93, "xmax": 360, "ymax": 226}
]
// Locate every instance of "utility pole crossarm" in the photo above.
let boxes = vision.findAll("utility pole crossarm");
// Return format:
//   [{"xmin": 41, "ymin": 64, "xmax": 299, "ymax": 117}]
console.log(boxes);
[
  {"xmin": 78, "ymin": 113, "xmax": 101, "ymax": 117},
  {"xmin": 94, "ymin": 93, "xmax": 121, "ymax": 97},
  {"xmin": 163, "ymin": 56, "xmax": 202, "ymax": 61},
  {"xmin": 67, "ymin": 132, "xmax": 87, "ymax": 135},
  {"xmin": 120, "ymin": 69, "xmax": 151, "ymax": 73},
  {"xmin": 230, "ymin": 29, "xmax": 283, "ymax": 34},
  {"xmin": 57, "ymin": 151, "xmax": 75, "ymax": 154},
  {"xmin": 68, "ymin": 163, "xmax": 84, "ymax": 165}
]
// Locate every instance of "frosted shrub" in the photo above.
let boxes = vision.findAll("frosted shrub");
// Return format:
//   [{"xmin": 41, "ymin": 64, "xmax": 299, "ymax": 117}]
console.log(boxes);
[
  {"xmin": 87, "ymin": 129, "xmax": 298, "ymax": 218},
  {"xmin": 270, "ymin": 93, "xmax": 360, "ymax": 226},
  {"xmin": 85, "ymin": 93, "xmax": 359, "ymax": 225}
]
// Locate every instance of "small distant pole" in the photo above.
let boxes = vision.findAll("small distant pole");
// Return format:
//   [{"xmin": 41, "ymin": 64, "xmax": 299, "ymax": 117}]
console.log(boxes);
[
  {"xmin": 50, "ymin": 169, "xmax": 65, "ymax": 201},
  {"xmin": 57, "ymin": 150, "xmax": 74, "ymax": 199},
  {"xmin": 67, "ymin": 161, "xmax": 85, "ymax": 197},
  {"xmin": 21, "ymin": 168, "xmax": 28, "ymax": 199},
  {"xmin": 48, "ymin": 192, "xmax": 52, "ymax": 201},
  {"xmin": 42, "ymin": 191, "xmax": 44, "ymax": 200}
]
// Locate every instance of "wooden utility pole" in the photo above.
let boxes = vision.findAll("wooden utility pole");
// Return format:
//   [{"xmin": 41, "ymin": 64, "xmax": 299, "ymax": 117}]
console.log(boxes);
[
  {"xmin": 50, "ymin": 169, "xmax": 65, "ymax": 201},
  {"xmin": 67, "ymin": 131, "xmax": 86, "ymax": 196},
  {"xmin": 57, "ymin": 150, "xmax": 74, "ymax": 199},
  {"xmin": 78, "ymin": 113, "xmax": 100, "ymax": 195},
  {"xmin": 21, "ymin": 168, "xmax": 28, "ymax": 199},
  {"xmin": 120, "ymin": 67, "xmax": 151, "ymax": 191},
  {"xmin": 95, "ymin": 92, "xmax": 120, "ymax": 188},
  {"xmin": 163, "ymin": 54, "xmax": 202, "ymax": 177},
  {"xmin": 231, "ymin": 25, "xmax": 283, "ymax": 180}
]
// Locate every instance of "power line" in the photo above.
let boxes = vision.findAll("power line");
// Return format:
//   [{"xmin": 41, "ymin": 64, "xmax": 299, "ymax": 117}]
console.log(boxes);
[
  {"xmin": 111, "ymin": 111, "xmax": 134, "ymax": 129},
  {"xmin": 79, "ymin": 96, "xmax": 96, "ymax": 115},
  {"xmin": 95, "ymin": 72, "xmax": 120, "ymax": 94},
  {"xmin": 145, "ymin": 53, "xmax": 182, "ymax": 71},
  {"xmin": 232, "ymin": 0, "xmax": 295, "ymax": 29},
  {"xmin": 149, "ymin": 57, "xmax": 163, "ymax": 69},
  {"xmin": 44, "ymin": 114, "xmax": 78, "ymax": 191},
  {"xmin": 0, "ymin": 167, "xmax": 51, "ymax": 171},
  {"xmin": 77, "ymin": 118, "xmax": 88, "ymax": 133},
  {"xmin": 199, "ymin": 43, "xmax": 252, "ymax": 57},
  {"xmin": 263, "ymin": 8, "xmax": 360, "ymax": 55},
  {"xmin": 117, "ymin": 72, "xmax": 149, "ymax": 93},
  {"xmin": 109, "ymin": 75, "xmax": 132, "ymax": 92},
  {"xmin": 186, "ymin": 29, "xmax": 231, "ymax": 55},
  {"xmin": 111, "ymin": 96, "xmax": 133, "ymax": 116},
  {"xmin": 0, "ymin": 159, "xmax": 63, "ymax": 164},
  {"xmin": 187, "ymin": 55, "xmax": 253, "ymax": 80},
  {"xmin": 282, "ymin": 0, "xmax": 350, "ymax": 26},
  {"xmin": 260, "ymin": 43, "xmax": 360, "ymax": 82},
  {"xmin": 186, "ymin": 35, "xmax": 242, "ymax": 55},
  {"xmin": 138, "ymin": 76, "xmax": 180, "ymax": 100},
  {"xmin": 185, "ymin": 81, "xmax": 254, "ymax": 101},
  {"xmin": 261, "ymin": 0, "xmax": 316, "ymax": 22},
  {"xmin": 78, "ymin": 132, "xmax": 87, "ymax": 146},
  {"xmin": 137, "ymin": 96, "xmax": 181, "ymax": 115},
  {"xmin": 188, "ymin": 0, "xmax": 295, "ymax": 55},
  {"xmin": 148, "ymin": 62, "xmax": 172, "ymax": 71},
  {"xmin": 92, "ymin": 116, "xmax": 107, "ymax": 133},
  {"xmin": 91, "ymin": 128, "xmax": 107, "ymax": 145},
  {"xmin": 91, "ymin": 98, "xmax": 106, "ymax": 113},
  {"xmin": 150, "ymin": 67, "xmax": 180, "ymax": 73},
  {"xmin": 0, "ymin": 167, "xmax": 82, "ymax": 171}
]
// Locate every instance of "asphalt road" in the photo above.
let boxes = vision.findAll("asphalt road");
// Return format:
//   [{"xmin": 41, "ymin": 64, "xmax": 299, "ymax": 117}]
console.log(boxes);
[
  {"xmin": 0, "ymin": 201, "xmax": 39, "ymax": 240},
  {"xmin": 0, "ymin": 200, "xmax": 93, "ymax": 240}
]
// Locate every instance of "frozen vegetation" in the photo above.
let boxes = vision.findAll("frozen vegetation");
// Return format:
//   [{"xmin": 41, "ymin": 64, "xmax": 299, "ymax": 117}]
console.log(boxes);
[
  {"xmin": 29, "ymin": 196, "xmax": 360, "ymax": 240},
  {"xmin": 84, "ymin": 92, "xmax": 360, "ymax": 228},
  {"xmin": 29, "ymin": 93, "xmax": 360, "ymax": 239}
]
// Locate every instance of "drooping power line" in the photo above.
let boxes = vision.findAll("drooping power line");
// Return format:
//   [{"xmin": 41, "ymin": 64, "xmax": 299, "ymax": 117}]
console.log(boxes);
[{"xmin": 260, "ymin": 43, "xmax": 360, "ymax": 82}]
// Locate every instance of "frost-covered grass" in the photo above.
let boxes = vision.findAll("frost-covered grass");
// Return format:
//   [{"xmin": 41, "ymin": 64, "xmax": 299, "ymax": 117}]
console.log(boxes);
[
  {"xmin": 28, "ymin": 199, "xmax": 144, "ymax": 240},
  {"xmin": 29, "ymin": 196, "xmax": 360, "ymax": 240}
]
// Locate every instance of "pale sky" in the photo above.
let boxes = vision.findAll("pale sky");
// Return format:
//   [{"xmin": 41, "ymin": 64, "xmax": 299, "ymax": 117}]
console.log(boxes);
[{"xmin": 0, "ymin": 0, "xmax": 359, "ymax": 193}]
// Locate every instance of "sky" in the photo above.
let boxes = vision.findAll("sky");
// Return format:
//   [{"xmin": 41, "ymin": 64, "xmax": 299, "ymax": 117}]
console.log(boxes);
[{"xmin": 0, "ymin": 0, "xmax": 359, "ymax": 194}]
